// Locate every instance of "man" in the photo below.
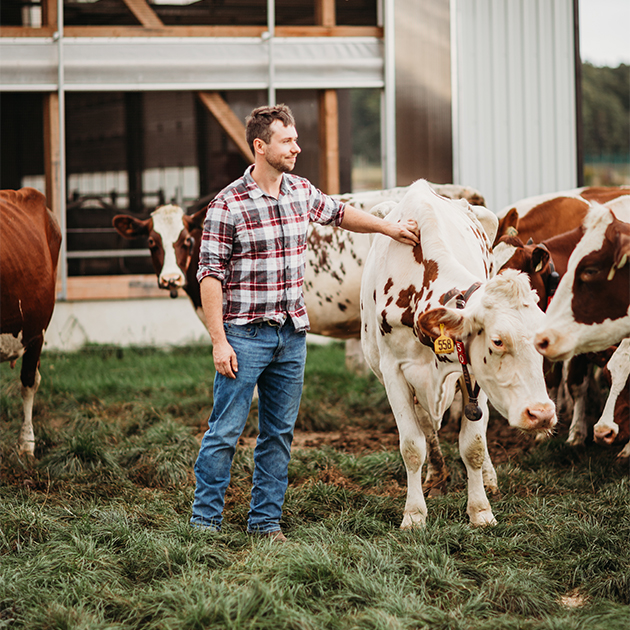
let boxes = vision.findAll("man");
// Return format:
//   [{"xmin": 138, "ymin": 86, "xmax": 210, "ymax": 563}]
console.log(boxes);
[{"xmin": 190, "ymin": 104, "xmax": 418, "ymax": 541}]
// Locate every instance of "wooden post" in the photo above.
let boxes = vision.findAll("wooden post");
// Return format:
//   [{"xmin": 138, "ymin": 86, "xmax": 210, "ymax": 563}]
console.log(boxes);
[
  {"xmin": 315, "ymin": 0, "xmax": 336, "ymax": 27},
  {"xmin": 41, "ymin": 0, "xmax": 57, "ymax": 27},
  {"xmin": 318, "ymin": 90, "xmax": 340, "ymax": 194},
  {"xmin": 315, "ymin": 0, "xmax": 339, "ymax": 194},
  {"xmin": 43, "ymin": 93, "xmax": 61, "ymax": 225}
]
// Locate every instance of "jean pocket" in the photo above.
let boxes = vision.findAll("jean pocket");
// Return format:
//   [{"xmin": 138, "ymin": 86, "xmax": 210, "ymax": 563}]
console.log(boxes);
[{"xmin": 224, "ymin": 323, "xmax": 258, "ymax": 339}]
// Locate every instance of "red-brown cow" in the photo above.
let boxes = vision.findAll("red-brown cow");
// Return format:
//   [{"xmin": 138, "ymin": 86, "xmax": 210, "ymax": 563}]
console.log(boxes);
[
  {"xmin": 495, "ymin": 186, "xmax": 630, "ymax": 246},
  {"xmin": 1, "ymin": 188, "xmax": 62, "ymax": 456}
]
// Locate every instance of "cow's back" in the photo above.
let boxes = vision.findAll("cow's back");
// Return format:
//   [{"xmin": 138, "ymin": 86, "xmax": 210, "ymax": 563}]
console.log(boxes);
[{"xmin": 0, "ymin": 188, "xmax": 61, "ymax": 345}]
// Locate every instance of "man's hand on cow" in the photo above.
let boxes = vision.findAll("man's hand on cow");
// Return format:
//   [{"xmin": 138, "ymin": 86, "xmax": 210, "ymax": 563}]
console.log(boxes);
[
  {"xmin": 213, "ymin": 340, "xmax": 239, "ymax": 379},
  {"xmin": 388, "ymin": 219, "xmax": 420, "ymax": 246}
]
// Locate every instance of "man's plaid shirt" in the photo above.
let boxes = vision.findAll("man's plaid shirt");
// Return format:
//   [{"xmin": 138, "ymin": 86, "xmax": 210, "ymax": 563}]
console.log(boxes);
[{"xmin": 197, "ymin": 166, "xmax": 345, "ymax": 332}]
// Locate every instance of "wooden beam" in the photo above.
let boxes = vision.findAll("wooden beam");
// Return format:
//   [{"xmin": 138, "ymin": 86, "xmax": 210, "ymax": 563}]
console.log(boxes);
[
  {"xmin": 121, "ymin": 0, "xmax": 164, "ymax": 29},
  {"xmin": 43, "ymin": 93, "xmax": 62, "ymax": 229},
  {"xmin": 65, "ymin": 275, "xmax": 170, "ymax": 301},
  {"xmin": 318, "ymin": 89, "xmax": 340, "ymax": 195},
  {"xmin": 0, "ymin": 26, "xmax": 382, "ymax": 39},
  {"xmin": 315, "ymin": 0, "xmax": 336, "ymax": 27},
  {"xmin": 197, "ymin": 92, "xmax": 254, "ymax": 164}
]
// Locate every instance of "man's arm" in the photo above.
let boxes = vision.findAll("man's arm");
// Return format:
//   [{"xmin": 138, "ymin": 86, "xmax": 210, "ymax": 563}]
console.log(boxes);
[
  {"xmin": 339, "ymin": 204, "xmax": 419, "ymax": 245},
  {"xmin": 200, "ymin": 276, "xmax": 238, "ymax": 379}
]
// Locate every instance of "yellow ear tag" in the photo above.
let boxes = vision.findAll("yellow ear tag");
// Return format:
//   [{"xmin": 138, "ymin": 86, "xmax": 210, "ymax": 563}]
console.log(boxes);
[{"xmin": 434, "ymin": 324, "xmax": 454, "ymax": 354}]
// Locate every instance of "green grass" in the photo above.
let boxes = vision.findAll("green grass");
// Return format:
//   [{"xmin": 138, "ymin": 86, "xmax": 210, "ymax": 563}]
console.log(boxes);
[{"xmin": 1, "ymin": 343, "xmax": 629, "ymax": 630}]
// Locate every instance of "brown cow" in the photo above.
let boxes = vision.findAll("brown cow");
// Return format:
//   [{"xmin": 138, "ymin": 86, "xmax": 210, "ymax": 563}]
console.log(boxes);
[
  {"xmin": 495, "ymin": 186, "xmax": 630, "ymax": 246},
  {"xmin": 1, "ymin": 188, "xmax": 62, "ymax": 456}
]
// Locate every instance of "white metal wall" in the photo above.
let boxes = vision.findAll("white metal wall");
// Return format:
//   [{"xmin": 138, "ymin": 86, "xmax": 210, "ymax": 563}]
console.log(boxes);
[{"xmin": 451, "ymin": 0, "xmax": 578, "ymax": 213}]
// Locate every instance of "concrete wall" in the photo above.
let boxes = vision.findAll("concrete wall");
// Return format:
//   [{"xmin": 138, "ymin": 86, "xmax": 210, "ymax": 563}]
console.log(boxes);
[{"xmin": 45, "ymin": 296, "xmax": 210, "ymax": 352}]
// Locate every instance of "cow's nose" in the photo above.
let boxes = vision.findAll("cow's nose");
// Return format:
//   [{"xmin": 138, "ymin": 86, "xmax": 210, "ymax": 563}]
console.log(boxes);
[
  {"xmin": 160, "ymin": 273, "xmax": 185, "ymax": 288},
  {"xmin": 523, "ymin": 403, "xmax": 557, "ymax": 431},
  {"xmin": 534, "ymin": 331, "xmax": 554, "ymax": 355},
  {"xmin": 594, "ymin": 427, "xmax": 617, "ymax": 445}
]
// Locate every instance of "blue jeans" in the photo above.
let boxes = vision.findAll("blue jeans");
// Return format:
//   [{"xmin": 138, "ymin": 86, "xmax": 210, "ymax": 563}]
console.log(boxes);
[{"xmin": 191, "ymin": 318, "xmax": 306, "ymax": 533}]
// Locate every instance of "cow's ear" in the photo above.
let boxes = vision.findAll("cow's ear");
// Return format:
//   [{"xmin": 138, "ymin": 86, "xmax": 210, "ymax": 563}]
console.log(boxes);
[
  {"xmin": 185, "ymin": 207, "xmax": 207, "ymax": 232},
  {"xmin": 416, "ymin": 307, "xmax": 465, "ymax": 340},
  {"xmin": 112, "ymin": 215, "xmax": 151, "ymax": 239},
  {"xmin": 531, "ymin": 246, "xmax": 550, "ymax": 274},
  {"xmin": 495, "ymin": 207, "xmax": 519, "ymax": 245},
  {"xmin": 613, "ymin": 224, "xmax": 630, "ymax": 271}
]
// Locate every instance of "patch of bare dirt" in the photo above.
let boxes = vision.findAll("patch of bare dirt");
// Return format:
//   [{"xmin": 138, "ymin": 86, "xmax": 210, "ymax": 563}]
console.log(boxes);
[{"xmin": 236, "ymin": 414, "xmax": 540, "ymax": 464}]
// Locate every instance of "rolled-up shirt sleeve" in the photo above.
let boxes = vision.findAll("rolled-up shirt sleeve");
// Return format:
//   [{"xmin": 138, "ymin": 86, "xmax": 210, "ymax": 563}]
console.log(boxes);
[
  {"xmin": 196, "ymin": 201, "xmax": 234, "ymax": 285},
  {"xmin": 307, "ymin": 183, "xmax": 345, "ymax": 227}
]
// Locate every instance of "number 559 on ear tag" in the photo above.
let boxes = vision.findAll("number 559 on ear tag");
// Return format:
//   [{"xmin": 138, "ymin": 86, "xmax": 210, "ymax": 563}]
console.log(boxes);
[{"xmin": 434, "ymin": 324, "xmax": 454, "ymax": 354}]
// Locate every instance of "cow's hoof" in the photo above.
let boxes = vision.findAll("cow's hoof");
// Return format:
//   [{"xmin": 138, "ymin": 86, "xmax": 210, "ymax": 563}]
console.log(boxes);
[
  {"xmin": 400, "ymin": 511, "xmax": 426, "ymax": 529},
  {"xmin": 566, "ymin": 434, "xmax": 586, "ymax": 447},
  {"xmin": 470, "ymin": 510, "xmax": 497, "ymax": 527}
]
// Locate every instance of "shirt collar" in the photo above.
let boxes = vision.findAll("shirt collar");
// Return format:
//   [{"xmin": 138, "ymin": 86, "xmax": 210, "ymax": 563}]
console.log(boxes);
[{"xmin": 243, "ymin": 164, "xmax": 289, "ymax": 200}]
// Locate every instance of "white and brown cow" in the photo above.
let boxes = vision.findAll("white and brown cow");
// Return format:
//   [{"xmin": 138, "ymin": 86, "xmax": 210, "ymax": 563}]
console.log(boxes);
[
  {"xmin": 113, "ymin": 183, "xmax": 485, "ymax": 345},
  {"xmin": 535, "ymin": 205, "xmax": 630, "ymax": 361},
  {"xmin": 495, "ymin": 186, "xmax": 630, "ymax": 246},
  {"xmin": 361, "ymin": 180, "xmax": 556, "ymax": 528},
  {"xmin": 1, "ymin": 188, "xmax": 62, "ymax": 456}
]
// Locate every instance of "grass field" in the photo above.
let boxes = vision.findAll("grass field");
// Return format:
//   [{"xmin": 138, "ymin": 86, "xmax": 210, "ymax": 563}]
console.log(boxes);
[{"xmin": 1, "ymin": 343, "xmax": 628, "ymax": 630}]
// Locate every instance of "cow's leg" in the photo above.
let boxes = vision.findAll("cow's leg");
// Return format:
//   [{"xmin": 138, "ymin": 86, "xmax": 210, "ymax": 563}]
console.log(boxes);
[
  {"xmin": 566, "ymin": 356, "xmax": 591, "ymax": 447},
  {"xmin": 18, "ymin": 340, "xmax": 43, "ymax": 457},
  {"xmin": 459, "ymin": 391, "xmax": 496, "ymax": 526},
  {"xmin": 381, "ymin": 366, "xmax": 429, "ymax": 528}
]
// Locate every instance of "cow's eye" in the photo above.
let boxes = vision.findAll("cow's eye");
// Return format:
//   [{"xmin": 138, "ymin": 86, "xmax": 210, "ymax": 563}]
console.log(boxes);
[
  {"xmin": 491, "ymin": 338, "xmax": 504, "ymax": 350},
  {"xmin": 579, "ymin": 267, "xmax": 600, "ymax": 282},
  {"xmin": 186, "ymin": 236, "xmax": 195, "ymax": 249},
  {"xmin": 147, "ymin": 237, "xmax": 156, "ymax": 249}
]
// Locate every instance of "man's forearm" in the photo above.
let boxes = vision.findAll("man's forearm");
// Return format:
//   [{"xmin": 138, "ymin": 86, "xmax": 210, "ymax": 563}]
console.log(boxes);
[
  {"xmin": 339, "ymin": 204, "xmax": 392, "ymax": 235},
  {"xmin": 200, "ymin": 276, "xmax": 227, "ymax": 345}
]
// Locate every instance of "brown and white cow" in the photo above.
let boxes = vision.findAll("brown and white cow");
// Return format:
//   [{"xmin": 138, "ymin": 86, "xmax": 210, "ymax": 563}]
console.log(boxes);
[
  {"xmin": 361, "ymin": 180, "xmax": 556, "ymax": 528},
  {"xmin": 1, "ymin": 188, "xmax": 62, "ymax": 456},
  {"xmin": 592, "ymin": 339, "xmax": 630, "ymax": 462},
  {"xmin": 495, "ymin": 186, "xmax": 630, "ymax": 246},
  {"xmin": 112, "ymin": 183, "xmax": 486, "ymax": 344},
  {"xmin": 535, "ymin": 205, "xmax": 630, "ymax": 361}
]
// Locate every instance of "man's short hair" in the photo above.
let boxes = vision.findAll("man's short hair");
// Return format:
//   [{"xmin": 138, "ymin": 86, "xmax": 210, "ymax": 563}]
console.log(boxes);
[{"xmin": 245, "ymin": 104, "xmax": 296, "ymax": 153}]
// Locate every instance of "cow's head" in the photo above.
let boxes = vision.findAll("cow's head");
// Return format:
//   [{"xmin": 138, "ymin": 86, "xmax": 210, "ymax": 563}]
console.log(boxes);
[
  {"xmin": 535, "ymin": 206, "xmax": 630, "ymax": 360},
  {"xmin": 493, "ymin": 235, "xmax": 554, "ymax": 310},
  {"xmin": 418, "ymin": 269, "xmax": 556, "ymax": 434},
  {"xmin": 113, "ymin": 204, "xmax": 206, "ymax": 296}
]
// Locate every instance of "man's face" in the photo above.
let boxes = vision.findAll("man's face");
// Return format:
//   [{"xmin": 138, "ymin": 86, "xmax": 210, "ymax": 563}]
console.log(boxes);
[{"xmin": 262, "ymin": 120, "xmax": 301, "ymax": 173}]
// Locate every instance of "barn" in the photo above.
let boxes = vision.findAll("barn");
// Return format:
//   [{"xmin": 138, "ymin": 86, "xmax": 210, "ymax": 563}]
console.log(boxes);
[{"xmin": 0, "ymin": 0, "xmax": 580, "ymax": 348}]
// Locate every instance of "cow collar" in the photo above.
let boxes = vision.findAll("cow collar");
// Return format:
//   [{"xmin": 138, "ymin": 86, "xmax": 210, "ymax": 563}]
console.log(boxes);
[{"xmin": 439, "ymin": 281, "xmax": 483, "ymax": 421}]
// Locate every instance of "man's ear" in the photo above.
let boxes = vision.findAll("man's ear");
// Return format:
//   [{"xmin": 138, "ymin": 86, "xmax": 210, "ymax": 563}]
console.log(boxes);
[
  {"xmin": 416, "ymin": 307, "xmax": 465, "ymax": 340},
  {"xmin": 252, "ymin": 137, "xmax": 266, "ymax": 155}
]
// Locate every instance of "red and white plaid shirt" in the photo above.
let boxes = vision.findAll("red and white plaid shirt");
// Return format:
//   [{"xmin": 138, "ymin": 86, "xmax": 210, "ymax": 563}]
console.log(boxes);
[{"xmin": 197, "ymin": 166, "xmax": 345, "ymax": 332}]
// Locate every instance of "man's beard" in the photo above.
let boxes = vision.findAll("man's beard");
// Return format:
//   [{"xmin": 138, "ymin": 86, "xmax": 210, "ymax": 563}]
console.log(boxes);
[{"xmin": 265, "ymin": 153, "xmax": 295, "ymax": 173}]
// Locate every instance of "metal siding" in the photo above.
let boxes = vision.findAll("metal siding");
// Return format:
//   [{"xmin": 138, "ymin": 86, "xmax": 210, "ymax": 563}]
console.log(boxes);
[
  {"xmin": 453, "ymin": 0, "xmax": 577, "ymax": 213},
  {"xmin": 0, "ymin": 37, "xmax": 384, "ymax": 91},
  {"xmin": 394, "ymin": 0, "xmax": 453, "ymax": 186}
]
